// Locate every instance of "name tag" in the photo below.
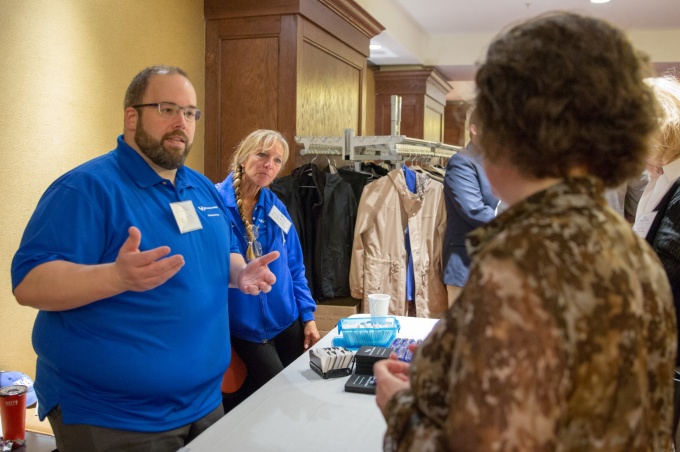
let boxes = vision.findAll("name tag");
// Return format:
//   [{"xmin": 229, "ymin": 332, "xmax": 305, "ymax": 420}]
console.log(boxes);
[
  {"xmin": 268, "ymin": 205, "xmax": 291, "ymax": 234},
  {"xmin": 170, "ymin": 200, "xmax": 203, "ymax": 233},
  {"xmin": 633, "ymin": 211, "xmax": 656, "ymax": 238}
]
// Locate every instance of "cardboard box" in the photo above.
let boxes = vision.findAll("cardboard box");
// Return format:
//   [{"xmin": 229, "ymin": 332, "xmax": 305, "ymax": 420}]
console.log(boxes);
[{"xmin": 314, "ymin": 297, "xmax": 361, "ymax": 331}]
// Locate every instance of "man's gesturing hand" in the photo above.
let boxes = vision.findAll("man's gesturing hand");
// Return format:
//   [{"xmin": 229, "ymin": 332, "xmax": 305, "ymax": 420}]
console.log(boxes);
[{"xmin": 114, "ymin": 226, "xmax": 185, "ymax": 292}]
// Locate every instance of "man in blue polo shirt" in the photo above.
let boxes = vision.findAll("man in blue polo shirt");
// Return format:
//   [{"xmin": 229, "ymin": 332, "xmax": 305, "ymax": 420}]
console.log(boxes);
[{"xmin": 11, "ymin": 66, "xmax": 279, "ymax": 451}]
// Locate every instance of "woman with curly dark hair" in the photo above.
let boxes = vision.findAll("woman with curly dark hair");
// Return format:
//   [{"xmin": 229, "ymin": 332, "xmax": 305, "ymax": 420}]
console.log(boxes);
[{"xmin": 374, "ymin": 12, "xmax": 676, "ymax": 451}]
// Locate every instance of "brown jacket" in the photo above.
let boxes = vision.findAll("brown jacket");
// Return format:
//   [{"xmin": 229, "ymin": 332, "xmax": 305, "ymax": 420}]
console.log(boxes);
[
  {"xmin": 349, "ymin": 168, "xmax": 448, "ymax": 318},
  {"xmin": 383, "ymin": 177, "xmax": 676, "ymax": 451}
]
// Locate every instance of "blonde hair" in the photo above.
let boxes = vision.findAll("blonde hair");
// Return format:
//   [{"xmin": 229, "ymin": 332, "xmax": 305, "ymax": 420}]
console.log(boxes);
[
  {"xmin": 646, "ymin": 75, "xmax": 680, "ymax": 167},
  {"xmin": 230, "ymin": 130, "xmax": 289, "ymax": 260},
  {"xmin": 229, "ymin": 129, "xmax": 289, "ymax": 173}
]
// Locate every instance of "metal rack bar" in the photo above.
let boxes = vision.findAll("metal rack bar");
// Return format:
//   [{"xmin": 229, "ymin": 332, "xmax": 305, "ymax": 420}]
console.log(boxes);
[
  {"xmin": 295, "ymin": 128, "xmax": 460, "ymax": 162},
  {"xmin": 299, "ymin": 147, "xmax": 342, "ymax": 156}
]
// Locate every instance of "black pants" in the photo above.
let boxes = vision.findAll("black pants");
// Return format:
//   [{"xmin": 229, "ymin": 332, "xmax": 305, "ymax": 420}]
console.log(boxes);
[
  {"xmin": 47, "ymin": 404, "xmax": 223, "ymax": 452},
  {"xmin": 229, "ymin": 319, "xmax": 305, "ymax": 402},
  {"xmin": 221, "ymin": 375, "xmax": 256, "ymax": 414}
]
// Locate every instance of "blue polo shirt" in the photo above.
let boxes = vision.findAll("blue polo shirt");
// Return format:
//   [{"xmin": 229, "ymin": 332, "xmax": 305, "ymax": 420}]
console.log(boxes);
[{"xmin": 11, "ymin": 136, "xmax": 238, "ymax": 431}]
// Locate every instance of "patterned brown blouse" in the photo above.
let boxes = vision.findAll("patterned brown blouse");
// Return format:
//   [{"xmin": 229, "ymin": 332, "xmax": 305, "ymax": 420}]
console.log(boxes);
[{"xmin": 383, "ymin": 177, "xmax": 677, "ymax": 451}]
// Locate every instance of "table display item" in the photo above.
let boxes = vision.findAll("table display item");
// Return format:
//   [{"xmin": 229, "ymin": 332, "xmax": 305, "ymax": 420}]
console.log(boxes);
[
  {"xmin": 353, "ymin": 346, "xmax": 392, "ymax": 375},
  {"xmin": 309, "ymin": 347, "xmax": 354, "ymax": 379},
  {"xmin": 344, "ymin": 374, "xmax": 377, "ymax": 395},
  {"xmin": 0, "ymin": 385, "xmax": 27, "ymax": 446},
  {"xmin": 345, "ymin": 346, "xmax": 392, "ymax": 395},
  {"xmin": 389, "ymin": 337, "xmax": 423, "ymax": 362},
  {"xmin": 368, "ymin": 293, "xmax": 390, "ymax": 317},
  {"xmin": 332, "ymin": 316, "xmax": 400, "ymax": 349}
]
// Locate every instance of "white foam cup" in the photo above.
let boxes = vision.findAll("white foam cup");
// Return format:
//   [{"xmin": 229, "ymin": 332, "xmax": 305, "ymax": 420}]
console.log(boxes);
[{"xmin": 368, "ymin": 293, "xmax": 390, "ymax": 317}]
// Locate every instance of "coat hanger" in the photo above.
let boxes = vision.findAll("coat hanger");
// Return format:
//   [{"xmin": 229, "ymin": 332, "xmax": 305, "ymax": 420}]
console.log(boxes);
[
  {"xmin": 326, "ymin": 157, "xmax": 338, "ymax": 174},
  {"xmin": 304, "ymin": 154, "xmax": 318, "ymax": 174}
]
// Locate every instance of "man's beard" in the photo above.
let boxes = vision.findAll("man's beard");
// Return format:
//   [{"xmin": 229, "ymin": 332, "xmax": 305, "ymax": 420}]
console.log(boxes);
[{"xmin": 134, "ymin": 121, "xmax": 192, "ymax": 170}]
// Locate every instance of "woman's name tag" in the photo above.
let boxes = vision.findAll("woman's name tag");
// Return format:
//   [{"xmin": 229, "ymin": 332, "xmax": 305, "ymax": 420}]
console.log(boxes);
[{"xmin": 268, "ymin": 205, "xmax": 291, "ymax": 234}]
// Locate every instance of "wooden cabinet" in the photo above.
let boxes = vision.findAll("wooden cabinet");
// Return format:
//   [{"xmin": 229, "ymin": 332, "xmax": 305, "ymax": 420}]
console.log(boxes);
[
  {"xmin": 204, "ymin": 0, "xmax": 383, "ymax": 180},
  {"xmin": 373, "ymin": 67, "xmax": 453, "ymax": 142},
  {"xmin": 444, "ymin": 100, "xmax": 469, "ymax": 147}
]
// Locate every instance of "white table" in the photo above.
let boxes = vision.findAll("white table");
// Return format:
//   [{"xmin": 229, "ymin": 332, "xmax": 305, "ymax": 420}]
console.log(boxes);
[{"xmin": 180, "ymin": 315, "xmax": 438, "ymax": 452}]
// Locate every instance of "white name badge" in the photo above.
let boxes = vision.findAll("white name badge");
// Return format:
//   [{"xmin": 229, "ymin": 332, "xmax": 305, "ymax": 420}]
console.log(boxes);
[
  {"xmin": 633, "ymin": 211, "xmax": 657, "ymax": 238},
  {"xmin": 268, "ymin": 205, "xmax": 291, "ymax": 234},
  {"xmin": 170, "ymin": 200, "xmax": 203, "ymax": 233}
]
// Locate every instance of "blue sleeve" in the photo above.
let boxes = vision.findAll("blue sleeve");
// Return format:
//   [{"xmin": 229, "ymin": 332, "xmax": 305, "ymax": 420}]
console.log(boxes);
[
  {"xmin": 278, "ymin": 202, "xmax": 317, "ymax": 322},
  {"xmin": 213, "ymin": 180, "xmax": 241, "ymax": 255},
  {"xmin": 444, "ymin": 155, "xmax": 498, "ymax": 228},
  {"xmin": 11, "ymin": 183, "xmax": 107, "ymax": 290},
  {"xmin": 229, "ymin": 224, "xmax": 240, "ymax": 254}
]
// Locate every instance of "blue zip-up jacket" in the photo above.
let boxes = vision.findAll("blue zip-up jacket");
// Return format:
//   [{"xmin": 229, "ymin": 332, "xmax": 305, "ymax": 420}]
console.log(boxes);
[{"xmin": 217, "ymin": 174, "xmax": 316, "ymax": 342}]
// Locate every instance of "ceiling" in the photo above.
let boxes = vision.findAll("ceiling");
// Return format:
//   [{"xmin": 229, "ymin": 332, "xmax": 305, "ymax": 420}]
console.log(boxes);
[{"xmin": 360, "ymin": 0, "xmax": 680, "ymax": 82}]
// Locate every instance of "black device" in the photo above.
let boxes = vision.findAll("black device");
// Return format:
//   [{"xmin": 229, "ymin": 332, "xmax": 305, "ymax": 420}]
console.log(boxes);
[
  {"xmin": 309, "ymin": 347, "xmax": 354, "ymax": 379},
  {"xmin": 344, "ymin": 345, "xmax": 392, "ymax": 395},
  {"xmin": 344, "ymin": 373, "xmax": 378, "ymax": 394}
]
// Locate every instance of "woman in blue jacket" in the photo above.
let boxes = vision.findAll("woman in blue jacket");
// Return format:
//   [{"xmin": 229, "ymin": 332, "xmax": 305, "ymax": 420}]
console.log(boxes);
[{"xmin": 216, "ymin": 129, "xmax": 320, "ymax": 404}]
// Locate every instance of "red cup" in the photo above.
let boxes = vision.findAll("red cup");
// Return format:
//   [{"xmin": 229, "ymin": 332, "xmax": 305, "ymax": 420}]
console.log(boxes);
[{"xmin": 0, "ymin": 385, "xmax": 27, "ymax": 442}]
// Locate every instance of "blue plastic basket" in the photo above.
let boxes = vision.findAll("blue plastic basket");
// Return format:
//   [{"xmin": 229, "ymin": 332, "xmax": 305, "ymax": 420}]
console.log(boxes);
[{"xmin": 333, "ymin": 316, "xmax": 400, "ymax": 349}]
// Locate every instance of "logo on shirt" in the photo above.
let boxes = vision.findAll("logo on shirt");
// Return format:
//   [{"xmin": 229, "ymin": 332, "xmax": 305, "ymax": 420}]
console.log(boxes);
[{"xmin": 197, "ymin": 205, "xmax": 221, "ymax": 217}]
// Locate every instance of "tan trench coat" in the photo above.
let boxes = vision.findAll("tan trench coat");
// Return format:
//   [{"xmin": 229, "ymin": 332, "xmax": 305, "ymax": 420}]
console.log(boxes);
[{"xmin": 349, "ymin": 168, "xmax": 448, "ymax": 318}]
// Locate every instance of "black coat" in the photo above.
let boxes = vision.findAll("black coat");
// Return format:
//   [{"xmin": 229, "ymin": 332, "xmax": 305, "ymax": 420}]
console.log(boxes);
[
  {"xmin": 646, "ymin": 178, "xmax": 680, "ymax": 364},
  {"xmin": 271, "ymin": 164, "xmax": 358, "ymax": 300}
]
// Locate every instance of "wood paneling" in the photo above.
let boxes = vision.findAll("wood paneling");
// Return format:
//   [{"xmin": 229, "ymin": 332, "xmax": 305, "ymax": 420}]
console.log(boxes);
[
  {"xmin": 379, "ymin": 95, "xmax": 417, "ymax": 137},
  {"xmin": 204, "ymin": 0, "xmax": 383, "ymax": 179},
  {"xmin": 373, "ymin": 68, "xmax": 452, "ymax": 140},
  {"xmin": 424, "ymin": 97, "xmax": 444, "ymax": 142},
  {"xmin": 218, "ymin": 37, "xmax": 279, "ymax": 177},
  {"xmin": 204, "ymin": 14, "xmax": 288, "ymax": 182},
  {"xmin": 444, "ymin": 100, "xmax": 469, "ymax": 146},
  {"xmin": 297, "ymin": 41, "xmax": 361, "ymax": 137}
]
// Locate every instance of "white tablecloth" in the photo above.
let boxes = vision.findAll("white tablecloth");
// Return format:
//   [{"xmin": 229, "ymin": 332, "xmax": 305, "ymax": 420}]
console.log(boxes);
[{"xmin": 180, "ymin": 315, "xmax": 438, "ymax": 452}]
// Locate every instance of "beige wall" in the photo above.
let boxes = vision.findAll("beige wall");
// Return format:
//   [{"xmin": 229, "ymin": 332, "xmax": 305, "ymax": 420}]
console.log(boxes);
[
  {"xmin": 1, "ymin": 0, "xmax": 205, "ymax": 377},
  {"xmin": 3, "ymin": 1, "xmax": 677, "ymax": 381}
]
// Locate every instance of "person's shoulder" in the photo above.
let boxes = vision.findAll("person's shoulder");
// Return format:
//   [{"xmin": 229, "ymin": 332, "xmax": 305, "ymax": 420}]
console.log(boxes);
[
  {"xmin": 179, "ymin": 164, "xmax": 205, "ymax": 178},
  {"xmin": 71, "ymin": 150, "xmax": 116, "ymax": 171},
  {"xmin": 181, "ymin": 165, "xmax": 219, "ymax": 187},
  {"xmin": 53, "ymin": 152, "xmax": 117, "ymax": 186},
  {"xmin": 656, "ymin": 179, "xmax": 680, "ymax": 219},
  {"xmin": 670, "ymin": 178, "xmax": 680, "ymax": 199},
  {"xmin": 447, "ymin": 148, "xmax": 478, "ymax": 167},
  {"xmin": 263, "ymin": 187, "xmax": 288, "ymax": 209}
]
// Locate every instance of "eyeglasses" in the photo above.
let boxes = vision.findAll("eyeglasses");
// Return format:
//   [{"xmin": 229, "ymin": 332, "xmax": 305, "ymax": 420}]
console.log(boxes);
[{"xmin": 132, "ymin": 102, "xmax": 202, "ymax": 121}]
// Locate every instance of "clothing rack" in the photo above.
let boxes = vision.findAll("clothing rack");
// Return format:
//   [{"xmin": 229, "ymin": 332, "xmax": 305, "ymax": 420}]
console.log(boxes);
[{"xmin": 295, "ymin": 128, "xmax": 459, "ymax": 165}]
